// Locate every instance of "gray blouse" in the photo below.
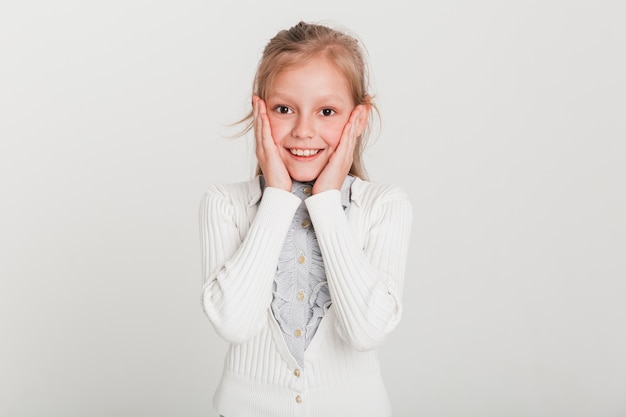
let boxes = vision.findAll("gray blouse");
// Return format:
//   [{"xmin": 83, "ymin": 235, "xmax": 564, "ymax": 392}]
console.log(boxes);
[{"xmin": 261, "ymin": 176, "xmax": 355, "ymax": 368}]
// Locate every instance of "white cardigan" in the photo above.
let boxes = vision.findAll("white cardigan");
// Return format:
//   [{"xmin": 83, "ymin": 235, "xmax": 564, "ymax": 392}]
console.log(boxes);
[{"xmin": 199, "ymin": 176, "xmax": 412, "ymax": 417}]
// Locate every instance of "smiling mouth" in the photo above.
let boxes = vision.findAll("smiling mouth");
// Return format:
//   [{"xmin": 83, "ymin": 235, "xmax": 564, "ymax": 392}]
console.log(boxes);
[{"xmin": 289, "ymin": 148, "xmax": 321, "ymax": 157}]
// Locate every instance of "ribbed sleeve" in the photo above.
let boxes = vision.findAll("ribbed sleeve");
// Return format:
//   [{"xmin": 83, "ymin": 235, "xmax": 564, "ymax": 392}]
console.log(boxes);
[
  {"xmin": 200, "ymin": 185, "xmax": 301, "ymax": 343},
  {"xmin": 304, "ymin": 186, "xmax": 413, "ymax": 351}
]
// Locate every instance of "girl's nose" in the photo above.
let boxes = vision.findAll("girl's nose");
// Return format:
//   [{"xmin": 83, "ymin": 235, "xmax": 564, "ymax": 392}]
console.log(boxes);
[{"xmin": 291, "ymin": 115, "xmax": 314, "ymax": 139}]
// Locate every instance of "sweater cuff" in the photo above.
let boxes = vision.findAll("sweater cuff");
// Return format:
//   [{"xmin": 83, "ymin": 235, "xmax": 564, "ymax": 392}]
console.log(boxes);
[
  {"xmin": 304, "ymin": 189, "xmax": 344, "ymax": 228},
  {"xmin": 258, "ymin": 186, "xmax": 302, "ymax": 218},
  {"xmin": 233, "ymin": 186, "xmax": 302, "ymax": 268}
]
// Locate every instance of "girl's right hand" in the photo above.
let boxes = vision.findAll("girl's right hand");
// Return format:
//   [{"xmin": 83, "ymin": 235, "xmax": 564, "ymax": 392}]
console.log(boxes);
[{"xmin": 253, "ymin": 95, "xmax": 292, "ymax": 192}]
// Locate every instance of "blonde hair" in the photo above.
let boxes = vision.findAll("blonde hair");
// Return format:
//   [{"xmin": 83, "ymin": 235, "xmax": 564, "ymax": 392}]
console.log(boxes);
[{"xmin": 238, "ymin": 21, "xmax": 378, "ymax": 180}]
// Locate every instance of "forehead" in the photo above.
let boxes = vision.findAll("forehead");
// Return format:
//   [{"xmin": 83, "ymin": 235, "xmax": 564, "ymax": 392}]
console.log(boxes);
[{"xmin": 267, "ymin": 56, "xmax": 351, "ymax": 100}]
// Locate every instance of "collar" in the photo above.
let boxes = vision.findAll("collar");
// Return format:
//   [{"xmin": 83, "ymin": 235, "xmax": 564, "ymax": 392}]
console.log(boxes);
[{"xmin": 254, "ymin": 175, "xmax": 357, "ymax": 209}]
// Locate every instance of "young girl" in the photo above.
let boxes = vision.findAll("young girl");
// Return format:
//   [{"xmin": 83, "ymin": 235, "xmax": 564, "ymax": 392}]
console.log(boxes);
[{"xmin": 200, "ymin": 21, "xmax": 412, "ymax": 417}]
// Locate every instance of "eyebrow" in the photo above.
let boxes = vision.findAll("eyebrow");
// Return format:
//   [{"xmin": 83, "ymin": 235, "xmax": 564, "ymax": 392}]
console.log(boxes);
[{"xmin": 267, "ymin": 92, "xmax": 349, "ymax": 105}]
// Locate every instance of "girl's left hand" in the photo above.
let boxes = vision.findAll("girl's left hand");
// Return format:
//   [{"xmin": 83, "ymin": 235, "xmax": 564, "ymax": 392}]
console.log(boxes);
[{"xmin": 312, "ymin": 105, "xmax": 367, "ymax": 194}]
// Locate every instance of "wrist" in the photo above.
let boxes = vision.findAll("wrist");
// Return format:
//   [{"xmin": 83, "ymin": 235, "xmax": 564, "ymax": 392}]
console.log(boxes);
[
  {"xmin": 264, "ymin": 175, "xmax": 292, "ymax": 192},
  {"xmin": 312, "ymin": 179, "xmax": 342, "ymax": 195}
]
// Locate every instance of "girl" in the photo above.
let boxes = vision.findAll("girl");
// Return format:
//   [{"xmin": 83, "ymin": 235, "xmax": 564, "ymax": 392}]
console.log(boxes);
[{"xmin": 200, "ymin": 21, "xmax": 412, "ymax": 417}]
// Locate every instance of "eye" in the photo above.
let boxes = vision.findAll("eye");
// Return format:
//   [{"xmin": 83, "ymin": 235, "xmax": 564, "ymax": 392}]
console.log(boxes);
[
  {"xmin": 274, "ymin": 105, "xmax": 292, "ymax": 114},
  {"xmin": 320, "ymin": 108, "xmax": 335, "ymax": 116}
]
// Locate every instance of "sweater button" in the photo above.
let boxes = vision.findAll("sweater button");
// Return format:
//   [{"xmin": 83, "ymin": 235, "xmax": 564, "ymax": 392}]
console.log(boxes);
[
  {"xmin": 297, "ymin": 255, "xmax": 306, "ymax": 264},
  {"xmin": 296, "ymin": 291, "xmax": 305, "ymax": 301},
  {"xmin": 294, "ymin": 328, "xmax": 302, "ymax": 338},
  {"xmin": 294, "ymin": 368, "xmax": 301, "ymax": 377},
  {"xmin": 301, "ymin": 219, "xmax": 311, "ymax": 228},
  {"xmin": 295, "ymin": 395, "xmax": 302, "ymax": 403}
]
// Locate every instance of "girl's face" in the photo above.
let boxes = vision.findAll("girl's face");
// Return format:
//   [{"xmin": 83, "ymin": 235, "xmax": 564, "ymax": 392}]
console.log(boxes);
[{"xmin": 264, "ymin": 56, "xmax": 355, "ymax": 182}]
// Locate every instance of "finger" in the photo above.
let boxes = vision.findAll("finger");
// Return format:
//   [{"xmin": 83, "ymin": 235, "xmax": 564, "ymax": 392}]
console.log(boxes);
[
  {"xmin": 253, "ymin": 97, "xmax": 266, "ymax": 158},
  {"xmin": 257, "ymin": 99, "xmax": 273, "ymax": 146},
  {"xmin": 349, "ymin": 104, "xmax": 362, "ymax": 122},
  {"xmin": 329, "ymin": 121, "xmax": 353, "ymax": 164},
  {"xmin": 253, "ymin": 96, "xmax": 261, "ymax": 132},
  {"xmin": 354, "ymin": 104, "xmax": 371, "ymax": 137},
  {"xmin": 255, "ymin": 98, "xmax": 267, "ymax": 138},
  {"xmin": 340, "ymin": 107, "xmax": 361, "ymax": 147},
  {"xmin": 352, "ymin": 105, "xmax": 364, "ymax": 134},
  {"xmin": 255, "ymin": 99, "xmax": 266, "ymax": 138},
  {"xmin": 334, "ymin": 109, "xmax": 361, "ymax": 159},
  {"xmin": 260, "ymin": 112, "xmax": 274, "ymax": 150},
  {"xmin": 258, "ymin": 97, "xmax": 268, "ymax": 119}
]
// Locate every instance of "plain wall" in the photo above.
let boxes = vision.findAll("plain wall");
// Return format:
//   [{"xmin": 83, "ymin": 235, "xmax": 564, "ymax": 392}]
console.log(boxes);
[{"xmin": 1, "ymin": 1, "xmax": 624, "ymax": 416}]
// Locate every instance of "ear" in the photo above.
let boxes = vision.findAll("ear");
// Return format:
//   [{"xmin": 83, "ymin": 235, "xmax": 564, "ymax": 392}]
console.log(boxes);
[{"xmin": 355, "ymin": 104, "xmax": 370, "ymax": 137}]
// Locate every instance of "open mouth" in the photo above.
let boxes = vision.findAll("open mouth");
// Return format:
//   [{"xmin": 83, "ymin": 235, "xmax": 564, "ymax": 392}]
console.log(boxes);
[{"xmin": 289, "ymin": 148, "xmax": 321, "ymax": 157}]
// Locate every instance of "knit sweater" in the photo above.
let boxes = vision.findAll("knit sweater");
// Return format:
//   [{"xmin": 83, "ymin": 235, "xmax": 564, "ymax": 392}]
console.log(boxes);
[{"xmin": 199, "ymin": 176, "xmax": 412, "ymax": 417}]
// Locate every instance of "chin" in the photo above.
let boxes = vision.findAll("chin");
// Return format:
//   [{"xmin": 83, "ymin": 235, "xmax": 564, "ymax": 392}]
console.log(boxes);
[{"xmin": 289, "ymin": 171, "xmax": 319, "ymax": 183}]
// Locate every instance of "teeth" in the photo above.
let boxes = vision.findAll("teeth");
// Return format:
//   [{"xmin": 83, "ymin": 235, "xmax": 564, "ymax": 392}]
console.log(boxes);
[{"xmin": 290, "ymin": 149, "xmax": 319, "ymax": 157}]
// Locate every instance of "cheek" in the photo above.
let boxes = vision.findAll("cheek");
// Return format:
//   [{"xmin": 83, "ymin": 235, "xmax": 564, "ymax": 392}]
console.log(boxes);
[
  {"xmin": 321, "ymin": 121, "xmax": 346, "ymax": 148},
  {"xmin": 267, "ymin": 115, "xmax": 290, "ymax": 140}
]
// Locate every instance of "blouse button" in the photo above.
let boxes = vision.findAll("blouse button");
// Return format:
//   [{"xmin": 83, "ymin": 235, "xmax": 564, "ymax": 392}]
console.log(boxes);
[
  {"xmin": 294, "ymin": 368, "xmax": 301, "ymax": 377},
  {"xmin": 295, "ymin": 395, "xmax": 303, "ymax": 403},
  {"xmin": 303, "ymin": 186, "xmax": 312, "ymax": 195}
]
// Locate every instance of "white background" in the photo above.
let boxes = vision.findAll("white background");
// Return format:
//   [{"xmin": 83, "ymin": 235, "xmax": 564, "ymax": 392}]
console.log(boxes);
[{"xmin": 1, "ymin": 1, "xmax": 625, "ymax": 416}]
